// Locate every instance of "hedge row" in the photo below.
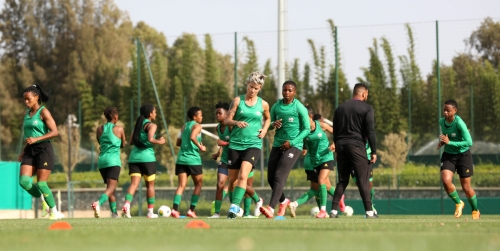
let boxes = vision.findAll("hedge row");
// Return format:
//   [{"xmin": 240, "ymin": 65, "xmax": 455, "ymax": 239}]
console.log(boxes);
[{"xmin": 45, "ymin": 163, "xmax": 500, "ymax": 189}]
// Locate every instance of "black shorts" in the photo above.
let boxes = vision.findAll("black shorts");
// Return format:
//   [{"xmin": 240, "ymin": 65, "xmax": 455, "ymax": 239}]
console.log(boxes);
[
  {"xmin": 313, "ymin": 160, "xmax": 335, "ymax": 171},
  {"xmin": 351, "ymin": 163, "xmax": 373, "ymax": 182},
  {"xmin": 305, "ymin": 170, "xmax": 319, "ymax": 183},
  {"xmin": 176, "ymin": 164, "xmax": 203, "ymax": 176},
  {"xmin": 228, "ymin": 148, "xmax": 261, "ymax": 169},
  {"xmin": 99, "ymin": 166, "xmax": 121, "ymax": 184},
  {"xmin": 129, "ymin": 162, "xmax": 156, "ymax": 176},
  {"xmin": 441, "ymin": 150, "xmax": 474, "ymax": 178},
  {"xmin": 21, "ymin": 142, "xmax": 55, "ymax": 170},
  {"xmin": 217, "ymin": 162, "xmax": 229, "ymax": 176}
]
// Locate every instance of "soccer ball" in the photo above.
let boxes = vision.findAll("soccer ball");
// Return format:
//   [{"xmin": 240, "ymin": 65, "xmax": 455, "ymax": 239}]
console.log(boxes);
[
  {"xmin": 343, "ymin": 206, "xmax": 354, "ymax": 217},
  {"xmin": 158, "ymin": 205, "xmax": 171, "ymax": 218},
  {"xmin": 236, "ymin": 207, "xmax": 244, "ymax": 218},
  {"xmin": 310, "ymin": 206, "xmax": 320, "ymax": 217}
]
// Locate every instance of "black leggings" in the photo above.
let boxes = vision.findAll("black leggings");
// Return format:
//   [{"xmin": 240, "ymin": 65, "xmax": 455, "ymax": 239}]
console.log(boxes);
[
  {"xmin": 332, "ymin": 144, "xmax": 373, "ymax": 211},
  {"xmin": 267, "ymin": 147, "xmax": 301, "ymax": 208}
]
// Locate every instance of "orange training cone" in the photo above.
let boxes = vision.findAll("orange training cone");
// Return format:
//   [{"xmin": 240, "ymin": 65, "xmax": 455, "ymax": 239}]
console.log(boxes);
[
  {"xmin": 185, "ymin": 220, "xmax": 210, "ymax": 229},
  {"xmin": 48, "ymin": 221, "xmax": 73, "ymax": 230}
]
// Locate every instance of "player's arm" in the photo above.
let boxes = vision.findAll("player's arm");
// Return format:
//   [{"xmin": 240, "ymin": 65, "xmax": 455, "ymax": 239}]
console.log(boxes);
[
  {"xmin": 146, "ymin": 123, "xmax": 165, "ymax": 145},
  {"xmin": 269, "ymin": 104, "xmax": 281, "ymax": 130},
  {"xmin": 27, "ymin": 108, "xmax": 59, "ymax": 144},
  {"xmin": 320, "ymin": 121, "xmax": 333, "ymax": 134},
  {"xmin": 176, "ymin": 125, "xmax": 184, "ymax": 147},
  {"xmin": 114, "ymin": 126, "xmax": 126, "ymax": 148},
  {"xmin": 212, "ymin": 146, "xmax": 222, "ymax": 160},
  {"xmin": 364, "ymin": 106, "xmax": 377, "ymax": 163},
  {"xmin": 444, "ymin": 119, "xmax": 473, "ymax": 148},
  {"xmin": 190, "ymin": 123, "xmax": 206, "ymax": 152},
  {"xmin": 289, "ymin": 104, "xmax": 311, "ymax": 147},
  {"xmin": 96, "ymin": 125, "xmax": 103, "ymax": 144},
  {"xmin": 258, "ymin": 100, "xmax": 271, "ymax": 138},
  {"xmin": 224, "ymin": 96, "xmax": 246, "ymax": 127}
]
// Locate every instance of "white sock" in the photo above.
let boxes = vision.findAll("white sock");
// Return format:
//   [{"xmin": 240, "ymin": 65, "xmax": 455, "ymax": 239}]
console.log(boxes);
[
  {"xmin": 148, "ymin": 208, "xmax": 153, "ymax": 214},
  {"xmin": 50, "ymin": 207, "xmax": 58, "ymax": 214},
  {"xmin": 291, "ymin": 201, "xmax": 298, "ymax": 207},
  {"xmin": 270, "ymin": 207, "xmax": 275, "ymax": 214},
  {"xmin": 320, "ymin": 206, "xmax": 326, "ymax": 211},
  {"xmin": 331, "ymin": 209, "xmax": 338, "ymax": 215},
  {"xmin": 280, "ymin": 198, "xmax": 289, "ymax": 204},
  {"xmin": 366, "ymin": 210, "xmax": 374, "ymax": 216}
]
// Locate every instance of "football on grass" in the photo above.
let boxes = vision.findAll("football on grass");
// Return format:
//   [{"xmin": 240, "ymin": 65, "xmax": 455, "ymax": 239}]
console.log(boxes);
[{"xmin": 158, "ymin": 205, "xmax": 171, "ymax": 218}]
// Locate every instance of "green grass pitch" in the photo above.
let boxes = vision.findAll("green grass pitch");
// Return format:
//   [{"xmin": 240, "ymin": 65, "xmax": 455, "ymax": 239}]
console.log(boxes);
[{"xmin": 1, "ymin": 215, "xmax": 499, "ymax": 251}]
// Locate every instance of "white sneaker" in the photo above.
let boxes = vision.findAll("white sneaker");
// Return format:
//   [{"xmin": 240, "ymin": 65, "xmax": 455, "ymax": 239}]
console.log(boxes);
[
  {"xmin": 254, "ymin": 197, "xmax": 263, "ymax": 217},
  {"xmin": 208, "ymin": 213, "xmax": 220, "ymax": 219},
  {"xmin": 147, "ymin": 212, "xmax": 158, "ymax": 218},
  {"xmin": 91, "ymin": 201, "xmax": 100, "ymax": 218},
  {"xmin": 122, "ymin": 204, "xmax": 131, "ymax": 218}
]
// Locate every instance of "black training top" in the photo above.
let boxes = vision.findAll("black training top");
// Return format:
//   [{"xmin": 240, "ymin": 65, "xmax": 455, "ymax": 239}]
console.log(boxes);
[{"xmin": 333, "ymin": 99, "xmax": 377, "ymax": 154}]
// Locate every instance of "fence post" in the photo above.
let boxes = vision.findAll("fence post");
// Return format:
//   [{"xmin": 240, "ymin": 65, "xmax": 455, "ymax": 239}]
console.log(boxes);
[
  {"xmin": 436, "ymin": 20, "xmax": 444, "ymax": 215},
  {"xmin": 388, "ymin": 174, "xmax": 391, "ymax": 215},
  {"xmin": 234, "ymin": 32, "xmax": 238, "ymax": 96}
]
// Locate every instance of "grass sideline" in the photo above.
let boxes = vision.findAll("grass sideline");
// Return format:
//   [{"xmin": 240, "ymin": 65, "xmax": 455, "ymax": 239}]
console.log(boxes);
[{"xmin": 1, "ymin": 216, "xmax": 499, "ymax": 251}]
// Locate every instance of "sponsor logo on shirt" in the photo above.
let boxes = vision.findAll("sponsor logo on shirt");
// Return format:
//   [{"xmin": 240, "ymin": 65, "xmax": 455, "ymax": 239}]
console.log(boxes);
[
  {"xmin": 288, "ymin": 117, "xmax": 294, "ymax": 122},
  {"xmin": 256, "ymin": 111, "xmax": 262, "ymax": 116},
  {"xmin": 33, "ymin": 120, "xmax": 38, "ymax": 125},
  {"xmin": 451, "ymin": 133, "xmax": 456, "ymax": 137},
  {"xmin": 225, "ymin": 136, "xmax": 230, "ymax": 140},
  {"xmin": 318, "ymin": 133, "xmax": 323, "ymax": 137}
]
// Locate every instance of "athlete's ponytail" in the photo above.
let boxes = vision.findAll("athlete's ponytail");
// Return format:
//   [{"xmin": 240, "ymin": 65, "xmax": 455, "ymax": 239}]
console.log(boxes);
[
  {"xmin": 131, "ymin": 104, "xmax": 155, "ymax": 148},
  {"xmin": 23, "ymin": 84, "xmax": 50, "ymax": 104}
]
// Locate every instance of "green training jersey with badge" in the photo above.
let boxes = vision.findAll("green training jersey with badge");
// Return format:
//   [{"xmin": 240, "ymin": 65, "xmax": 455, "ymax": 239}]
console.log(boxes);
[
  {"xmin": 129, "ymin": 119, "xmax": 156, "ymax": 163},
  {"xmin": 229, "ymin": 95, "xmax": 264, "ymax": 150},
  {"xmin": 176, "ymin": 120, "xmax": 202, "ymax": 165},
  {"xmin": 270, "ymin": 98, "xmax": 310, "ymax": 150},
  {"xmin": 217, "ymin": 124, "xmax": 230, "ymax": 165},
  {"xmin": 304, "ymin": 120, "xmax": 334, "ymax": 168},
  {"xmin": 98, "ymin": 122, "xmax": 122, "ymax": 169},
  {"xmin": 23, "ymin": 106, "xmax": 50, "ymax": 142},
  {"xmin": 439, "ymin": 115, "xmax": 472, "ymax": 154}
]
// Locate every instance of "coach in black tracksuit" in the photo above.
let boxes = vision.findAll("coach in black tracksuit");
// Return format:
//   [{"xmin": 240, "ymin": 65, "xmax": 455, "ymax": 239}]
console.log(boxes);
[{"xmin": 331, "ymin": 83, "xmax": 378, "ymax": 218}]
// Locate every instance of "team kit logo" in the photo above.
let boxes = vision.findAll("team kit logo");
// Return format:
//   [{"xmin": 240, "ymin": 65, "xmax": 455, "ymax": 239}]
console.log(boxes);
[{"xmin": 33, "ymin": 120, "xmax": 39, "ymax": 125}]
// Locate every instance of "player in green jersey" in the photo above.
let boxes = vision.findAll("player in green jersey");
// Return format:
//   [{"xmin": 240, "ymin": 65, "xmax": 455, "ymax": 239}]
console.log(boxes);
[
  {"xmin": 209, "ymin": 102, "xmax": 263, "ymax": 218},
  {"xmin": 209, "ymin": 102, "xmax": 231, "ymax": 218},
  {"xmin": 260, "ymin": 80, "xmax": 310, "ymax": 218},
  {"xmin": 19, "ymin": 84, "xmax": 63, "ymax": 220},
  {"xmin": 437, "ymin": 99, "xmax": 479, "ymax": 219},
  {"xmin": 288, "ymin": 109, "xmax": 345, "ymax": 218},
  {"xmin": 122, "ymin": 104, "xmax": 165, "ymax": 218},
  {"xmin": 225, "ymin": 72, "xmax": 271, "ymax": 219},
  {"xmin": 171, "ymin": 107, "xmax": 206, "ymax": 218},
  {"xmin": 91, "ymin": 107, "xmax": 126, "ymax": 218}
]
